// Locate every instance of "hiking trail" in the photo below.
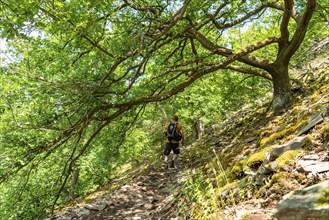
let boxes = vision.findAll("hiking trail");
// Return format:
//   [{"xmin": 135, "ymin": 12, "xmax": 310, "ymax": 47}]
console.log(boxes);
[{"xmin": 49, "ymin": 165, "xmax": 186, "ymax": 220}]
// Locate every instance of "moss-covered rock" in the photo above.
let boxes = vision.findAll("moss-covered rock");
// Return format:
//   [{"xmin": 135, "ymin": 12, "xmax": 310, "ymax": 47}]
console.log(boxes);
[
  {"xmin": 257, "ymin": 172, "xmax": 305, "ymax": 199},
  {"xmin": 275, "ymin": 149, "xmax": 303, "ymax": 169},
  {"xmin": 231, "ymin": 159, "xmax": 248, "ymax": 179},
  {"xmin": 304, "ymin": 134, "xmax": 313, "ymax": 149},
  {"xmin": 317, "ymin": 188, "xmax": 329, "ymax": 206},
  {"xmin": 246, "ymin": 148, "xmax": 271, "ymax": 168}
]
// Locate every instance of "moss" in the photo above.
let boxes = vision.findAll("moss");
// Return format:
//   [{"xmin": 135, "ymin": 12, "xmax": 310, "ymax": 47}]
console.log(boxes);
[
  {"xmin": 231, "ymin": 164, "xmax": 243, "ymax": 177},
  {"xmin": 231, "ymin": 159, "xmax": 247, "ymax": 179},
  {"xmin": 291, "ymin": 105, "xmax": 303, "ymax": 113},
  {"xmin": 317, "ymin": 189, "xmax": 329, "ymax": 206},
  {"xmin": 260, "ymin": 119, "xmax": 309, "ymax": 148},
  {"xmin": 322, "ymin": 122, "xmax": 329, "ymax": 141},
  {"xmin": 217, "ymin": 180, "xmax": 239, "ymax": 192},
  {"xmin": 246, "ymin": 148, "xmax": 271, "ymax": 167},
  {"xmin": 260, "ymin": 130, "xmax": 272, "ymax": 139},
  {"xmin": 257, "ymin": 172, "xmax": 305, "ymax": 198},
  {"xmin": 260, "ymin": 137, "xmax": 272, "ymax": 148},
  {"xmin": 275, "ymin": 149, "xmax": 303, "ymax": 169},
  {"xmin": 281, "ymin": 134, "xmax": 296, "ymax": 144},
  {"xmin": 305, "ymin": 134, "xmax": 313, "ymax": 149}
]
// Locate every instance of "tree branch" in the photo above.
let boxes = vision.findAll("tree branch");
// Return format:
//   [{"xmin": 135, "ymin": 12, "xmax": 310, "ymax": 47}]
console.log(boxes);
[
  {"xmin": 279, "ymin": 0, "xmax": 294, "ymax": 50},
  {"xmin": 98, "ymin": 38, "xmax": 276, "ymax": 110},
  {"xmin": 224, "ymin": 65, "xmax": 272, "ymax": 80},
  {"xmin": 187, "ymin": 29, "xmax": 279, "ymax": 71},
  {"xmin": 210, "ymin": 5, "xmax": 266, "ymax": 30},
  {"xmin": 284, "ymin": 0, "xmax": 317, "ymax": 61},
  {"xmin": 267, "ymin": 1, "xmax": 300, "ymax": 22}
]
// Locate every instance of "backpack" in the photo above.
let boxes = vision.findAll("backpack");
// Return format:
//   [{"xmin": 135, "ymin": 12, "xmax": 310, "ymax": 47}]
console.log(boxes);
[{"xmin": 166, "ymin": 122, "xmax": 182, "ymax": 141}]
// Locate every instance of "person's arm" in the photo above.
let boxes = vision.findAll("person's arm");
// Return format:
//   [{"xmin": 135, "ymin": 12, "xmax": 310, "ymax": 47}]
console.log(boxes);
[
  {"xmin": 179, "ymin": 124, "xmax": 185, "ymax": 140},
  {"xmin": 163, "ymin": 123, "xmax": 168, "ymax": 135}
]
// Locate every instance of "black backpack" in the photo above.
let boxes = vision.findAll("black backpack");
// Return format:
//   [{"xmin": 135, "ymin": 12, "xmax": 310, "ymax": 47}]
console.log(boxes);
[{"xmin": 166, "ymin": 122, "xmax": 182, "ymax": 141}]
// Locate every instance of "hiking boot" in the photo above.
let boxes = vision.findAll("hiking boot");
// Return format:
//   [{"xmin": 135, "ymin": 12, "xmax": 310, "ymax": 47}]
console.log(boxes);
[{"xmin": 170, "ymin": 160, "xmax": 175, "ymax": 169}]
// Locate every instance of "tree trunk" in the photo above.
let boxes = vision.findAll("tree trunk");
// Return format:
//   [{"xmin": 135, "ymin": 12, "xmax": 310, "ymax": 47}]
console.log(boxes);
[
  {"xmin": 193, "ymin": 119, "xmax": 204, "ymax": 140},
  {"xmin": 269, "ymin": 62, "xmax": 292, "ymax": 113},
  {"xmin": 69, "ymin": 168, "xmax": 79, "ymax": 200}
]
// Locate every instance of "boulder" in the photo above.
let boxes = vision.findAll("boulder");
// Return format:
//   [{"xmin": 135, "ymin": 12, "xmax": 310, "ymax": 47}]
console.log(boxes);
[
  {"xmin": 297, "ymin": 112, "xmax": 324, "ymax": 136},
  {"xmin": 268, "ymin": 136, "xmax": 306, "ymax": 161},
  {"xmin": 272, "ymin": 180, "xmax": 329, "ymax": 220},
  {"xmin": 297, "ymin": 160, "xmax": 329, "ymax": 173}
]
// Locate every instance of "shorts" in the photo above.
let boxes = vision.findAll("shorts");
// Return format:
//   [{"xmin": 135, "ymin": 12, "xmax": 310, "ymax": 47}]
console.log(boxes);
[{"xmin": 164, "ymin": 143, "xmax": 180, "ymax": 156}]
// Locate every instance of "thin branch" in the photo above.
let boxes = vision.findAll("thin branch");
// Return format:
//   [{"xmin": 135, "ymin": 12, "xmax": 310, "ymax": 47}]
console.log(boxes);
[
  {"xmin": 210, "ymin": 5, "xmax": 266, "ymax": 30},
  {"xmin": 123, "ymin": 0, "xmax": 158, "ymax": 14},
  {"xmin": 267, "ymin": 1, "xmax": 300, "ymax": 22}
]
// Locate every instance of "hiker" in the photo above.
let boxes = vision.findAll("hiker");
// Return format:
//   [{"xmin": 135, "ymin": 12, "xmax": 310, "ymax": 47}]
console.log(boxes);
[{"xmin": 163, "ymin": 115, "xmax": 184, "ymax": 169}]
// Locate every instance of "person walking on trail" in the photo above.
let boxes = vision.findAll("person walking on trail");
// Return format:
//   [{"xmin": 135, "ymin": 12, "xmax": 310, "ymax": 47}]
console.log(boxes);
[{"xmin": 163, "ymin": 115, "xmax": 184, "ymax": 169}]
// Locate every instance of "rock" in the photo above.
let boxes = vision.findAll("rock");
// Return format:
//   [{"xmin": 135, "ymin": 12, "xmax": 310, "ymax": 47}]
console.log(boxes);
[
  {"xmin": 297, "ymin": 160, "xmax": 329, "ymax": 173},
  {"xmin": 269, "ymin": 136, "xmax": 306, "ymax": 161},
  {"xmin": 297, "ymin": 112, "xmax": 324, "ymax": 136},
  {"xmin": 83, "ymin": 203, "xmax": 107, "ymax": 211},
  {"xmin": 245, "ymin": 137, "xmax": 257, "ymax": 143},
  {"xmin": 323, "ymin": 153, "xmax": 329, "ymax": 161},
  {"xmin": 272, "ymin": 180, "xmax": 329, "ymax": 220},
  {"xmin": 105, "ymin": 199, "xmax": 114, "ymax": 206},
  {"xmin": 239, "ymin": 213, "xmax": 273, "ymax": 220},
  {"xmin": 303, "ymin": 154, "xmax": 320, "ymax": 160},
  {"xmin": 76, "ymin": 208, "xmax": 90, "ymax": 217},
  {"xmin": 143, "ymin": 203, "xmax": 154, "ymax": 210},
  {"xmin": 263, "ymin": 161, "xmax": 280, "ymax": 173}
]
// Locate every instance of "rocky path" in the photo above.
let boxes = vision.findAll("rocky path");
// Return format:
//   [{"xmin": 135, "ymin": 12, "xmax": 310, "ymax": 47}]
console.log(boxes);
[{"xmin": 48, "ymin": 167, "xmax": 186, "ymax": 220}]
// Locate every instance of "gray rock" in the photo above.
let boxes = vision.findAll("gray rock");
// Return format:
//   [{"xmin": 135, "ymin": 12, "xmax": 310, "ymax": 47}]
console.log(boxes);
[
  {"xmin": 269, "ymin": 136, "xmax": 306, "ymax": 161},
  {"xmin": 298, "ymin": 112, "xmax": 324, "ymax": 136},
  {"xmin": 272, "ymin": 180, "xmax": 329, "ymax": 220},
  {"xmin": 83, "ymin": 203, "xmax": 106, "ymax": 211},
  {"xmin": 297, "ymin": 160, "xmax": 329, "ymax": 173},
  {"xmin": 245, "ymin": 137, "xmax": 257, "ymax": 143},
  {"xmin": 303, "ymin": 154, "xmax": 320, "ymax": 160},
  {"xmin": 76, "ymin": 208, "xmax": 90, "ymax": 217},
  {"xmin": 263, "ymin": 161, "xmax": 280, "ymax": 173}
]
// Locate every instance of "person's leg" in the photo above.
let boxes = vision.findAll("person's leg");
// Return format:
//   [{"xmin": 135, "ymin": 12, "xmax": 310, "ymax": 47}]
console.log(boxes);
[
  {"xmin": 171, "ymin": 143, "xmax": 180, "ymax": 168},
  {"xmin": 163, "ymin": 143, "xmax": 172, "ymax": 168},
  {"xmin": 164, "ymin": 155, "xmax": 169, "ymax": 162}
]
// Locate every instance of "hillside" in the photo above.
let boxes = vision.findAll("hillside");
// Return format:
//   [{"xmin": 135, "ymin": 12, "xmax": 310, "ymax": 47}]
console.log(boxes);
[{"xmin": 46, "ymin": 43, "xmax": 329, "ymax": 220}]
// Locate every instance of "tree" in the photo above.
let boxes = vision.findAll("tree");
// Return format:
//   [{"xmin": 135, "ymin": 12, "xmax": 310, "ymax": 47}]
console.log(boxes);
[{"xmin": 0, "ymin": 0, "xmax": 322, "ymax": 217}]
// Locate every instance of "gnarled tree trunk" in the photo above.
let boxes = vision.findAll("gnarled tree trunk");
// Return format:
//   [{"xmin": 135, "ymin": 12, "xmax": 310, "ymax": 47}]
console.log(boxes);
[{"xmin": 269, "ymin": 62, "xmax": 292, "ymax": 113}]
